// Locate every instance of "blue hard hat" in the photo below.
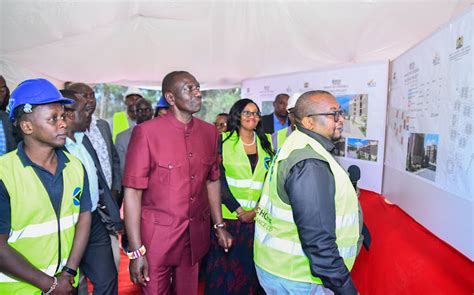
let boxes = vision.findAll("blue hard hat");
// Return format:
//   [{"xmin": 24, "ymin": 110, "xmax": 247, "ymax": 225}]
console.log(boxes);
[
  {"xmin": 7, "ymin": 78, "xmax": 75, "ymax": 122},
  {"xmin": 156, "ymin": 95, "xmax": 169, "ymax": 108}
]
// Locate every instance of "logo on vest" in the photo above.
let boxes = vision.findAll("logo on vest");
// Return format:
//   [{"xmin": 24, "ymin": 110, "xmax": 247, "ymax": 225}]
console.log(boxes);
[
  {"xmin": 256, "ymin": 206, "xmax": 273, "ymax": 232},
  {"xmin": 72, "ymin": 187, "xmax": 82, "ymax": 206},
  {"xmin": 264, "ymin": 156, "xmax": 271, "ymax": 170}
]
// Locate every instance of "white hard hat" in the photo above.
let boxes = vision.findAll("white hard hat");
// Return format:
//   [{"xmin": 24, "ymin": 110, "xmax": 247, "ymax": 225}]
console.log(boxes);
[
  {"xmin": 123, "ymin": 87, "xmax": 143, "ymax": 100},
  {"xmin": 287, "ymin": 92, "xmax": 302, "ymax": 110}
]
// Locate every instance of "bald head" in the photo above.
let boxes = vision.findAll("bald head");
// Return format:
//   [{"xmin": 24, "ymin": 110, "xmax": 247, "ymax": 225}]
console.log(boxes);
[
  {"xmin": 68, "ymin": 83, "xmax": 96, "ymax": 114},
  {"xmin": 294, "ymin": 90, "xmax": 334, "ymax": 121},
  {"xmin": 294, "ymin": 90, "xmax": 344, "ymax": 141}
]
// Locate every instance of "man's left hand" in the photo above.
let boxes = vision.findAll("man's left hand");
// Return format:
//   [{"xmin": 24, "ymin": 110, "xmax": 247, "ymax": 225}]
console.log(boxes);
[
  {"xmin": 59, "ymin": 271, "xmax": 75, "ymax": 285},
  {"xmin": 237, "ymin": 209, "xmax": 256, "ymax": 223},
  {"xmin": 216, "ymin": 228, "xmax": 233, "ymax": 252}
]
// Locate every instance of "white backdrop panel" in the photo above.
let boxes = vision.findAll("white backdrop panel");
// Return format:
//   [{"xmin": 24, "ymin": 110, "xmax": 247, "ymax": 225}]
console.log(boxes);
[
  {"xmin": 242, "ymin": 62, "xmax": 389, "ymax": 193},
  {"xmin": 385, "ymin": 6, "xmax": 473, "ymax": 259}
]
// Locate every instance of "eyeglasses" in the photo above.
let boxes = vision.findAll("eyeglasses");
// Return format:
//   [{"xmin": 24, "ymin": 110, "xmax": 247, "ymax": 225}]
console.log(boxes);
[
  {"xmin": 182, "ymin": 84, "xmax": 201, "ymax": 94},
  {"xmin": 241, "ymin": 111, "xmax": 261, "ymax": 118},
  {"xmin": 307, "ymin": 109, "xmax": 345, "ymax": 122},
  {"xmin": 136, "ymin": 107, "xmax": 151, "ymax": 114}
]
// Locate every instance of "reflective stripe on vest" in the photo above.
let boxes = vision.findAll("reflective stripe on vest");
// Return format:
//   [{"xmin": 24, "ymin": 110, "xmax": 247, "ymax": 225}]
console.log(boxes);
[
  {"xmin": 221, "ymin": 132, "xmax": 272, "ymax": 220},
  {"xmin": 8, "ymin": 212, "xmax": 79, "ymax": 243},
  {"xmin": 233, "ymin": 198, "xmax": 258, "ymax": 209},
  {"xmin": 259, "ymin": 192, "xmax": 359, "ymax": 228},
  {"xmin": 112, "ymin": 111, "xmax": 129, "ymax": 143},
  {"xmin": 254, "ymin": 227, "xmax": 358, "ymax": 259},
  {"xmin": 225, "ymin": 176, "xmax": 264, "ymax": 190},
  {"xmin": 0, "ymin": 150, "xmax": 84, "ymax": 293},
  {"xmin": 254, "ymin": 129, "xmax": 360, "ymax": 284}
]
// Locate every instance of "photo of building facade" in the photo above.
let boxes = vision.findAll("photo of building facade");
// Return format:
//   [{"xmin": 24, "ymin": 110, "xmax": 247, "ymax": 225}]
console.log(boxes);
[
  {"xmin": 337, "ymin": 94, "xmax": 368, "ymax": 137},
  {"xmin": 406, "ymin": 133, "xmax": 439, "ymax": 181},
  {"xmin": 347, "ymin": 138, "xmax": 378, "ymax": 161}
]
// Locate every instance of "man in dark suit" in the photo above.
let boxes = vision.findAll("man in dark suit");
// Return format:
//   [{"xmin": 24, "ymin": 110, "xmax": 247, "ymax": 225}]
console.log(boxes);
[
  {"xmin": 67, "ymin": 83, "xmax": 121, "ymax": 195},
  {"xmin": 62, "ymin": 89, "xmax": 122, "ymax": 295},
  {"xmin": 261, "ymin": 93, "xmax": 290, "ymax": 134},
  {"xmin": 66, "ymin": 83, "xmax": 122, "ymax": 273}
]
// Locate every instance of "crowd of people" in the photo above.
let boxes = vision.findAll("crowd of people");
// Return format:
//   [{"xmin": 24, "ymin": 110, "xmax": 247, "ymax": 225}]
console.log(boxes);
[{"xmin": 0, "ymin": 72, "xmax": 366, "ymax": 295}]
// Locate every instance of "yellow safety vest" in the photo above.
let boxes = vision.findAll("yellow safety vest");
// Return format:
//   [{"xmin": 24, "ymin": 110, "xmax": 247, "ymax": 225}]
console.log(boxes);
[
  {"xmin": 221, "ymin": 132, "xmax": 272, "ymax": 220},
  {"xmin": 112, "ymin": 111, "xmax": 129, "ymax": 143},
  {"xmin": 254, "ymin": 129, "xmax": 360, "ymax": 284},
  {"xmin": 0, "ymin": 150, "xmax": 83, "ymax": 294},
  {"xmin": 271, "ymin": 126, "xmax": 292, "ymax": 152}
]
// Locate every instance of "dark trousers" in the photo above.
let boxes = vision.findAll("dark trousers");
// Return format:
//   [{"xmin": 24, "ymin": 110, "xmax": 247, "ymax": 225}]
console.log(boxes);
[{"xmin": 80, "ymin": 210, "xmax": 118, "ymax": 295}]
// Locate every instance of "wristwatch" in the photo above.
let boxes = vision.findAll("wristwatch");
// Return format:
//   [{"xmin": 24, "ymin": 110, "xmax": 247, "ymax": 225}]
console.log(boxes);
[
  {"xmin": 61, "ymin": 266, "xmax": 77, "ymax": 277},
  {"xmin": 213, "ymin": 222, "xmax": 226, "ymax": 229}
]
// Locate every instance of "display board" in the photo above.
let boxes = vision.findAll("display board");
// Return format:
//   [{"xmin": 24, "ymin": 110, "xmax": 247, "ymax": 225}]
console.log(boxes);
[
  {"xmin": 242, "ymin": 62, "xmax": 389, "ymax": 193},
  {"xmin": 385, "ymin": 6, "xmax": 473, "ymax": 258},
  {"xmin": 387, "ymin": 12, "xmax": 473, "ymax": 199}
]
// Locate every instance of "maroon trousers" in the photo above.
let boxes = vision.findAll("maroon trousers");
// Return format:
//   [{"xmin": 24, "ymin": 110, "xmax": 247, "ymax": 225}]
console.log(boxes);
[{"xmin": 142, "ymin": 241, "xmax": 199, "ymax": 295}]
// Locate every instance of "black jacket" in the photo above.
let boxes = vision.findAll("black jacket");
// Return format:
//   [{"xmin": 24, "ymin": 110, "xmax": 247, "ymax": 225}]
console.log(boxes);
[
  {"xmin": 95, "ymin": 119, "xmax": 122, "ymax": 192},
  {"xmin": 261, "ymin": 113, "xmax": 275, "ymax": 134}
]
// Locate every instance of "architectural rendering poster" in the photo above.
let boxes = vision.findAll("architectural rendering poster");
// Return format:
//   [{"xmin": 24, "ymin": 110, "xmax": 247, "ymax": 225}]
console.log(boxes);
[
  {"xmin": 387, "ymin": 8, "xmax": 473, "ymax": 200},
  {"xmin": 242, "ymin": 62, "xmax": 389, "ymax": 193}
]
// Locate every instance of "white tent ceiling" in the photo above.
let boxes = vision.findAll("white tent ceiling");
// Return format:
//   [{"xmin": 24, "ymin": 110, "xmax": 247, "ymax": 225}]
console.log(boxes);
[{"xmin": 1, "ymin": 1, "xmax": 473, "ymax": 89}]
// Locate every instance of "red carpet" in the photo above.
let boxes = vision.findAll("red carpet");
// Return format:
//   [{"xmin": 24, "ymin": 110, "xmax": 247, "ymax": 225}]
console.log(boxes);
[
  {"xmin": 114, "ymin": 190, "xmax": 474, "ymax": 294},
  {"xmin": 352, "ymin": 190, "xmax": 474, "ymax": 294}
]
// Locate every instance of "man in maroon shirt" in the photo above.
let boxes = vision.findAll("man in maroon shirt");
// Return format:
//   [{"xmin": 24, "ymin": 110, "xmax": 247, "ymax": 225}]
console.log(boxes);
[{"xmin": 123, "ymin": 71, "xmax": 233, "ymax": 294}]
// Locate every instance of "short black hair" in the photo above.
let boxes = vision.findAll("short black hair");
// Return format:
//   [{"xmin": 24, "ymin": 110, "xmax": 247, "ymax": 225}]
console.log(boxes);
[
  {"xmin": 60, "ymin": 89, "xmax": 79, "ymax": 100},
  {"xmin": 162, "ymin": 71, "xmax": 190, "ymax": 94},
  {"xmin": 217, "ymin": 113, "xmax": 229, "ymax": 118},
  {"xmin": 274, "ymin": 93, "xmax": 289, "ymax": 102},
  {"xmin": 135, "ymin": 97, "xmax": 152, "ymax": 108},
  {"xmin": 12, "ymin": 104, "xmax": 37, "ymax": 138},
  {"xmin": 67, "ymin": 83, "xmax": 93, "ymax": 95}
]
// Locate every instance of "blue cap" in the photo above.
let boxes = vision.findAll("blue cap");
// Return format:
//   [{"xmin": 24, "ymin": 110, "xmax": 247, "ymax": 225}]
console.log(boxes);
[
  {"xmin": 7, "ymin": 78, "xmax": 75, "ymax": 122},
  {"xmin": 156, "ymin": 95, "xmax": 169, "ymax": 108}
]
